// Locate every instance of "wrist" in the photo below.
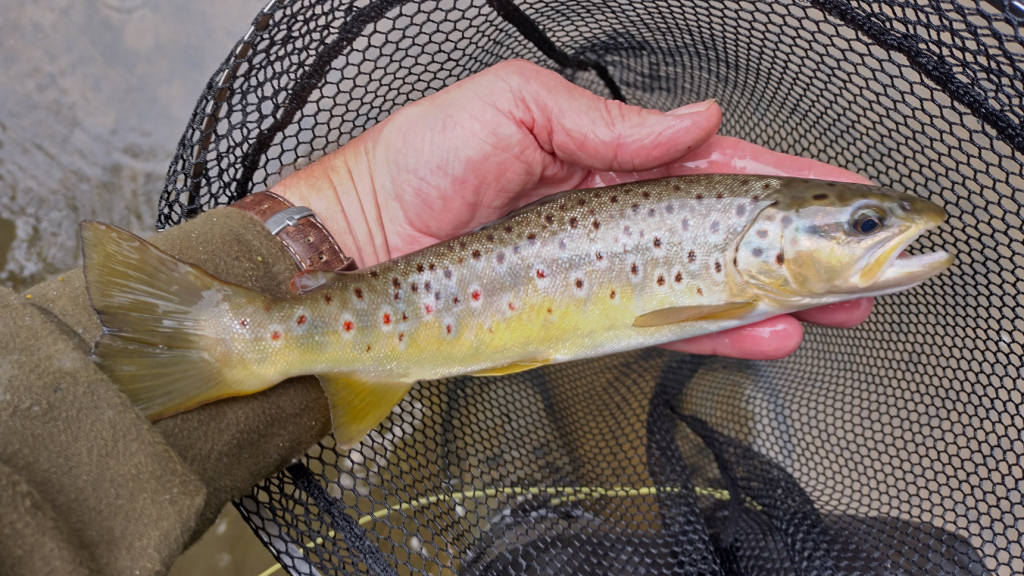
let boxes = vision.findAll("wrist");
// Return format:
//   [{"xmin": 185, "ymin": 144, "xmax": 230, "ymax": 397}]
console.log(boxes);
[{"xmin": 270, "ymin": 144, "xmax": 390, "ymax": 268}]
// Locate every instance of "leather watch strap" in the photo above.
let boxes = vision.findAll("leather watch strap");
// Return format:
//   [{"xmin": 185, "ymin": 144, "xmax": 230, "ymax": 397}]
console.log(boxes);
[{"xmin": 232, "ymin": 191, "xmax": 357, "ymax": 272}]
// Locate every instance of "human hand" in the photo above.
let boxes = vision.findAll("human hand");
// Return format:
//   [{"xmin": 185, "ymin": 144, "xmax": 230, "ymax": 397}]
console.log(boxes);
[{"xmin": 274, "ymin": 59, "xmax": 873, "ymax": 360}]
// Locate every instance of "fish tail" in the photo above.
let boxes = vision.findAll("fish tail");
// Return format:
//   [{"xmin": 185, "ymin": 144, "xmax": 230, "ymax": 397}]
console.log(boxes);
[{"xmin": 81, "ymin": 221, "xmax": 264, "ymax": 420}]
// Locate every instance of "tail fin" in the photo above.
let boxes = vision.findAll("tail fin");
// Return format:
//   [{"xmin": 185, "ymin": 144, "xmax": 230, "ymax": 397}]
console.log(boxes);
[{"xmin": 81, "ymin": 221, "xmax": 261, "ymax": 419}]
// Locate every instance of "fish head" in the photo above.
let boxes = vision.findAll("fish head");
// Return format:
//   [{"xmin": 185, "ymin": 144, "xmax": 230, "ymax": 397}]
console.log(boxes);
[{"xmin": 734, "ymin": 179, "xmax": 953, "ymax": 302}]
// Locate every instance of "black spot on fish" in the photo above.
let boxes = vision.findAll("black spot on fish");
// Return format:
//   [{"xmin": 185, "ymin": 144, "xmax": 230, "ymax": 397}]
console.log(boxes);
[
  {"xmin": 595, "ymin": 251, "xmax": 603, "ymax": 261},
  {"xmin": 526, "ymin": 232, "xmax": 537, "ymax": 243},
  {"xmin": 424, "ymin": 280, "xmax": 432, "ymax": 292},
  {"xmin": 428, "ymin": 263, "xmax": 436, "ymax": 271},
  {"xmin": 631, "ymin": 262, "xmax": 639, "ymax": 275},
  {"xmin": 623, "ymin": 225, "xmax": 632, "ymax": 236},
  {"xmin": 631, "ymin": 203, "xmax": 640, "ymax": 213},
  {"xmin": 486, "ymin": 233, "xmax": 495, "ymax": 242},
  {"xmin": 458, "ymin": 240, "xmax": 467, "ymax": 249},
  {"xmin": 781, "ymin": 215, "xmax": 793, "ymax": 228},
  {"xmin": 369, "ymin": 271, "xmax": 379, "ymax": 278},
  {"xmin": 752, "ymin": 247, "xmax": 763, "ymax": 258},
  {"xmin": 569, "ymin": 217, "xmax": 579, "ymax": 229},
  {"xmin": 354, "ymin": 287, "xmax": 364, "ymax": 299},
  {"xmin": 710, "ymin": 221, "xmax": 720, "ymax": 233},
  {"xmin": 697, "ymin": 287, "xmax": 704, "ymax": 296},
  {"xmin": 434, "ymin": 291, "xmax": 442, "ymax": 301},
  {"xmin": 392, "ymin": 277, "xmax": 401, "ymax": 289},
  {"xmin": 452, "ymin": 296, "xmax": 460, "ymax": 304},
  {"xmin": 653, "ymin": 237, "xmax": 662, "ymax": 248},
  {"xmin": 826, "ymin": 182, "xmax": 837, "ymax": 188},
  {"xmin": 559, "ymin": 239, "xmax": 567, "ymax": 251},
  {"xmin": 688, "ymin": 250, "xmax": 696, "ymax": 263},
  {"xmin": 471, "ymin": 249, "xmax": 482, "ymax": 260},
  {"xmin": 757, "ymin": 229, "xmax": 768, "ymax": 239},
  {"xmin": 647, "ymin": 208, "xmax": 656, "ymax": 217},
  {"xmin": 665, "ymin": 204, "xmax": 675, "ymax": 214},
  {"xmin": 776, "ymin": 252, "xmax": 785, "ymax": 265},
  {"xmin": 812, "ymin": 193, "xmax": 828, "ymax": 201},
  {"xmin": 695, "ymin": 193, "xmax": 704, "ymax": 200},
  {"xmin": 675, "ymin": 271, "xmax": 683, "ymax": 283},
  {"xmin": 504, "ymin": 224, "xmax": 513, "ymax": 234},
  {"xmin": 736, "ymin": 204, "xmax": 747, "ymax": 217},
  {"xmin": 444, "ymin": 269, "xmax": 452, "ymax": 279},
  {"xmin": 411, "ymin": 282, "xmax": 419, "ymax": 293},
  {"xmin": 672, "ymin": 183, "xmax": 681, "ymax": 192},
  {"xmin": 544, "ymin": 214, "xmax": 554, "ymax": 225},
  {"xmin": 609, "ymin": 195, "xmax": 618, "ymax": 203},
  {"xmin": 642, "ymin": 190, "xmax": 651, "ymax": 199},
  {"xmin": 416, "ymin": 263, "xmax": 425, "ymax": 273},
  {"xmin": 610, "ymin": 289, "xmax": 616, "ymax": 299},
  {"xmin": 578, "ymin": 197, "xmax": 587, "ymax": 206},
  {"xmin": 681, "ymin": 218, "xmax": 689, "ymax": 232},
  {"xmin": 716, "ymin": 192, "xmax": 725, "ymax": 199},
  {"xmin": 714, "ymin": 261, "xmax": 722, "ymax": 274},
  {"xmin": 575, "ymin": 278, "xmax": 584, "ymax": 289},
  {"xmin": 592, "ymin": 219, "xmax": 601, "ymax": 230},
  {"xmin": 496, "ymin": 252, "xmax": 506, "ymax": 264},
  {"xmin": 657, "ymin": 275, "xmax": 665, "ymax": 286}
]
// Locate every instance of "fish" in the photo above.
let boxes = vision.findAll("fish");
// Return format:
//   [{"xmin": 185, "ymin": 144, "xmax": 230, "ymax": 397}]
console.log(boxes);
[{"xmin": 80, "ymin": 174, "xmax": 953, "ymax": 447}]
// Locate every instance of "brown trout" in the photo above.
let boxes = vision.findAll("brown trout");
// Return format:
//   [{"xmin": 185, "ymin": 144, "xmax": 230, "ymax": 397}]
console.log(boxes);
[{"xmin": 81, "ymin": 175, "xmax": 952, "ymax": 447}]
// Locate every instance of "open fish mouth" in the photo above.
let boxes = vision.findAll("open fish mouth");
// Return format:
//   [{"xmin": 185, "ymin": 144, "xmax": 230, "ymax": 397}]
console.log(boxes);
[{"xmin": 861, "ymin": 226, "xmax": 954, "ymax": 292}]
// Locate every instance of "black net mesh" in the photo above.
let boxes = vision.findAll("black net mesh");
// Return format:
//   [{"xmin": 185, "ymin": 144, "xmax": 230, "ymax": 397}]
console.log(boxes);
[{"xmin": 157, "ymin": 1, "xmax": 1023, "ymax": 574}]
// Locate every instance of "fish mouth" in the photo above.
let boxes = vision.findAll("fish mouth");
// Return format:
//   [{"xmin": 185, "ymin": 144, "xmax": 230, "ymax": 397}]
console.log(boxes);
[{"xmin": 855, "ymin": 224, "xmax": 953, "ymax": 293}]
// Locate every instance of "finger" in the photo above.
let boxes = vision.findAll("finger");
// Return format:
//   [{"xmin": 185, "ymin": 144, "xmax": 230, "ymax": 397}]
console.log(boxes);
[
  {"xmin": 792, "ymin": 297, "xmax": 874, "ymax": 328},
  {"xmin": 498, "ymin": 61, "xmax": 723, "ymax": 172},
  {"xmin": 660, "ymin": 315, "xmax": 804, "ymax": 360},
  {"xmin": 671, "ymin": 135, "xmax": 876, "ymax": 184}
]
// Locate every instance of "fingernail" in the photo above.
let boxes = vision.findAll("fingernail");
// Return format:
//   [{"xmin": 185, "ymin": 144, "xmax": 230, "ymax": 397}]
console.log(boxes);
[{"xmin": 666, "ymin": 98, "xmax": 717, "ymax": 116}]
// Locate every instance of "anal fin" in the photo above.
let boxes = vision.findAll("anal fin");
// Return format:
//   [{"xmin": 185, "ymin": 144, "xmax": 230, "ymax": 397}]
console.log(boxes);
[
  {"xmin": 317, "ymin": 374, "xmax": 413, "ymax": 449},
  {"xmin": 470, "ymin": 359, "xmax": 550, "ymax": 377},
  {"xmin": 633, "ymin": 302, "xmax": 757, "ymax": 328}
]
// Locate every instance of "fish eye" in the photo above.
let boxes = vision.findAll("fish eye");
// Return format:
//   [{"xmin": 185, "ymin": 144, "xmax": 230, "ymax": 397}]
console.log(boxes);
[{"xmin": 851, "ymin": 208, "xmax": 885, "ymax": 235}]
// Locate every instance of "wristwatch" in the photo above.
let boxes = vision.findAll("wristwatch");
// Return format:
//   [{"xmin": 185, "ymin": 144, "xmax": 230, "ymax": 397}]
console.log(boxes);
[{"xmin": 231, "ymin": 190, "xmax": 357, "ymax": 272}]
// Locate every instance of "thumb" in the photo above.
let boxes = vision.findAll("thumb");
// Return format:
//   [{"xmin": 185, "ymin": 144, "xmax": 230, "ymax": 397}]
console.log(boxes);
[{"xmin": 510, "ymin": 66, "xmax": 721, "ymax": 172}]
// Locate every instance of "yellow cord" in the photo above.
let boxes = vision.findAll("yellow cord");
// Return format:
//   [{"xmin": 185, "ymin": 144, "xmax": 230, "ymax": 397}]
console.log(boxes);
[{"xmin": 254, "ymin": 483, "xmax": 753, "ymax": 575}]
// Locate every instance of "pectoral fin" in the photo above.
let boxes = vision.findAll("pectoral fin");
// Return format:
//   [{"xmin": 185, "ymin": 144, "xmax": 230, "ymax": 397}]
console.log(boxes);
[
  {"xmin": 317, "ymin": 374, "xmax": 413, "ymax": 449},
  {"xmin": 290, "ymin": 270, "xmax": 336, "ymax": 295},
  {"xmin": 633, "ymin": 302, "xmax": 757, "ymax": 328},
  {"xmin": 470, "ymin": 359, "xmax": 551, "ymax": 377}
]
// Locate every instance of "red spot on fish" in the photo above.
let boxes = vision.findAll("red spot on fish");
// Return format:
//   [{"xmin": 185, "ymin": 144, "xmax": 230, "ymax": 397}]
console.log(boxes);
[
  {"xmin": 324, "ymin": 293, "xmax": 333, "ymax": 304},
  {"xmin": 536, "ymin": 269, "xmax": 546, "ymax": 279},
  {"xmin": 575, "ymin": 278, "xmax": 584, "ymax": 289},
  {"xmin": 366, "ymin": 345, "xmax": 372, "ymax": 352},
  {"xmin": 271, "ymin": 331, "xmax": 282, "ymax": 341},
  {"xmin": 402, "ymin": 312, "xmax": 408, "ymax": 322},
  {"xmin": 239, "ymin": 318, "xmax": 249, "ymax": 328},
  {"xmin": 471, "ymin": 289, "xmax": 481, "ymax": 301},
  {"xmin": 452, "ymin": 296, "xmax": 460, "ymax": 305},
  {"xmin": 382, "ymin": 313, "xmax": 392, "ymax": 325},
  {"xmin": 675, "ymin": 272, "xmax": 683, "ymax": 283},
  {"xmin": 716, "ymin": 191, "xmax": 725, "ymax": 199},
  {"xmin": 424, "ymin": 304, "xmax": 434, "ymax": 315},
  {"xmin": 296, "ymin": 314, "xmax": 307, "ymax": 325},
  {"xmin": 697, "ymin": 287, "xmax": 704, "ymax": 296},
  {"xmin": 398, "ymin": 333, "xmax": 405, "ymax": 342},
  {"xmin": 446, "ymin": 324, "xmax": 453, "ymax": 334},
  {"xmin": 354, "ymin": 287, "xmax": 364, "ymax": 299},
  {"xmin": 776, "ymin": 252, "xmax": 785, "ymax": 265},
  {"xmin": 343, "ymin": 320, "xmax": 354, "ymax": 332},
  {"xmin": 695, "ymin": 193, "xmax": 705, "ymax": 200},
  {"xmin": 610, "ymin": 290, "xmax": 616, "ymax": 299},
  {"xmin": 508, "ymin": 302, "xmax": 517, "ymax": 311},
  {"xmin": 547, "ymin": 307, "xmax": 553, "ymax": 314}
]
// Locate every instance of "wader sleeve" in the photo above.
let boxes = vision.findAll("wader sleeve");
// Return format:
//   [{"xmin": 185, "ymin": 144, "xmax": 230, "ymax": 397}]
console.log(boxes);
[{"xmin": 0, "ymin": 207, "xmax": 332, "ymax": 576}]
